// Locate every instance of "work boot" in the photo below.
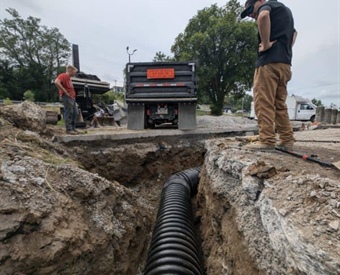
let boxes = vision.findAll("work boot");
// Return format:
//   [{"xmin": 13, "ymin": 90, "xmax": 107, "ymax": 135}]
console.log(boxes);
[
  {"xmin": 244, "ymin": 142, "xmax": 275, "ymax": 151},
  {"xmin": 276, "ymin": 142, "xmax": 294, "ymax": 151},
  {"xmin": 65, "ymin": 130, "xmax": 77, "ymax": 135}
]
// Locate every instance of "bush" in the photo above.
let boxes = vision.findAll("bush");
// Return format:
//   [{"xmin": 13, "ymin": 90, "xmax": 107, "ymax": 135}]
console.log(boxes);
[
  {"xmin": 101, "ymin": 91, "xmax": 125, "ymax": 104},
  {"xmin": 4, "ymin": 97, "xmax": 13, "ymax": 105},
  {"xmin": 210, "ymin": 105, "xmax": 223, "ymax": 116},
  {"xmin": 23, "ymin": 90, "xmax": 35, "ymax": 102}
]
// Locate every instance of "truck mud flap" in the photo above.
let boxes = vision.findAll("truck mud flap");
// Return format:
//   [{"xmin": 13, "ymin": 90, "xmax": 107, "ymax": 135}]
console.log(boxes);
[
  {"xmin": 178, "ymin": 103, "xmax": 196, "ymax": 130},
  {"xmin": 127, "ymin": 103, "xmax": 145, "ymax": 130}
]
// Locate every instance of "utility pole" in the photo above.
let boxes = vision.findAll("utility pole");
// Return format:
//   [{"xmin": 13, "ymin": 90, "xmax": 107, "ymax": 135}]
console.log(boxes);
[
  {"xmin": 114, "ymin": 80, "xmax": 117, "ymax": 93},
  {"xmin": 126, "ymin": 46, "xmax": 137, "ymax": 63}
]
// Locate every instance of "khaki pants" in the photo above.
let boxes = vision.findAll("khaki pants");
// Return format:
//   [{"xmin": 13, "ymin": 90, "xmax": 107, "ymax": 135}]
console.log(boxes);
[{"xmin": 253, "ymin": 63, "xmax": 295, "ymax": 145}]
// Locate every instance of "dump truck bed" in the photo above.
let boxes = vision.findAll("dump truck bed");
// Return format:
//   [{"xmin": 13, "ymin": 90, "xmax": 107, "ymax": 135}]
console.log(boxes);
[
  {"xmin": 126, "ymin": 62, "xmax": 198, "ymax": 103},
  {"xmin": 71, "ymin": 77, "xmax": 110, "ymax": 95}
]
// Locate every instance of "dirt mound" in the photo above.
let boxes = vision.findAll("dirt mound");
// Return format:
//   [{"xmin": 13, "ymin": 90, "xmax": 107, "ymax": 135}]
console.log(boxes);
[
  {"xmin": 0, "ymin": 101, "xmax": 46, "ymax": 133},
  {"xmin": 197, "ymin": 115, "xmax": 256, "ymax": 129},
  {"xmin": 0, "ymin": 152, "xmax": 152, "ymax": 274},
  {"xmin": 197, "ymin": 139, "xmax": 340, "ymax": 274}
]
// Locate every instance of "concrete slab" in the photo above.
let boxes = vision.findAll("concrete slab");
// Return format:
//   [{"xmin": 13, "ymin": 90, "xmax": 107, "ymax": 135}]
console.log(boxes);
[
  {"xmin": 56, "ymin": 126, "xmax": 258, "ymax": 143},
  {"xmin": 294, "ymin": 128, "xmax": 340, "ymax": 142}
]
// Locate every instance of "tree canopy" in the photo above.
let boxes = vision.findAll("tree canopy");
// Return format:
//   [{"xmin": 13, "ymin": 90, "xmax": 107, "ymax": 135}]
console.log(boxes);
[
  {"xmin": 311, "ymin": 98, "xmax": 323, "ymax": 107},
  {"xmin": 171, "ymin": 0, "xmax": 258, "ymax": 115},
  {"xmin": 0, "ymin": 8, "xmax": 70, "ymax": 101},
  {"xmin": 152, "ymin": 51, "xmax": 173, "ymax": 62}
]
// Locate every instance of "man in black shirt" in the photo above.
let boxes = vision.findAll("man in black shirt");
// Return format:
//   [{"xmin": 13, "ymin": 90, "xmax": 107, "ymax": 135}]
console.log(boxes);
[{"xmin": 241, "ymin": 0, "xmax": 297, "ymax": 150}]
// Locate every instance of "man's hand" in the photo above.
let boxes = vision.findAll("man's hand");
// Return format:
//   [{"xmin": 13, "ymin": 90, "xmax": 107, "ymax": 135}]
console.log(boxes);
[
  {"xmin": 55, "ymin": 78, "xmax": 70, "ymax": 97},
  {"xmin": 259, "ymin": 40, "xmax": 277, "ymax": 52}
]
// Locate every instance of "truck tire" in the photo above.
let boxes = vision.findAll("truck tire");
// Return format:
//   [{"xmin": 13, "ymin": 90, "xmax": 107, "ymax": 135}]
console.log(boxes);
[
  {"xmin": 144, "ymin": 114, "xmax": 148, "ymax": 129},
  {"xmin": 310, "ymin": 115, "xmax": 315, "ymax": 122}
]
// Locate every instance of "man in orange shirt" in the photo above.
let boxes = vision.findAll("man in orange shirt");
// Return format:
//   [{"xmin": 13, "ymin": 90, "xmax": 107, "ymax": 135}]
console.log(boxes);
[{"xmin": 55, "ymin": 65, "xmax": 78, "ymax": 134}]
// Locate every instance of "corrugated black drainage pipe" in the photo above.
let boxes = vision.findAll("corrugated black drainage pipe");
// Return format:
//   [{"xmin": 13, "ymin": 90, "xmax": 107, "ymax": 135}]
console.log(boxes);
[{"xmin": 144, "ymin": 167, "xmax": 203, "ymax": 275}]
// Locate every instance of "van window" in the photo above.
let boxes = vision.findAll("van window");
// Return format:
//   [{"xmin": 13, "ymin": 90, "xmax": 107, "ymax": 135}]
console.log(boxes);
[{"xmin": 300, "ymin": 104, "xmax": 314, "ymax": 110}]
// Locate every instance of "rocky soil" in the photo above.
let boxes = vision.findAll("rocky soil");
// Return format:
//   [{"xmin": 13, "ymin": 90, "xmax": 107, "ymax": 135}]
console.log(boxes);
[
  {"xmin": 0, "ymin": 102, "xmax": 154, "ymax": 275},
  {"xmin": 1, "ymin": 101, "xmax": 339, "ymax": 275},
  {"xmin": 0, "ymin": 101, "xmax": 46, "ymax": 133},
  {"xmin": 197, "ymin": 139, "xmax": 340, "ymax": 274},
  {"xmin": 197, "ymin": 115, "xmax": 257, "ymax": 129}
]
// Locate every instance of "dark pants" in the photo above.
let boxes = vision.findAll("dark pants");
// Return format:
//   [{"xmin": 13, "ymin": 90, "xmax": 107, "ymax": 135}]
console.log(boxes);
[{"xmin": 62, "ymin": 95, "xmax": 77, "ymax": 131}]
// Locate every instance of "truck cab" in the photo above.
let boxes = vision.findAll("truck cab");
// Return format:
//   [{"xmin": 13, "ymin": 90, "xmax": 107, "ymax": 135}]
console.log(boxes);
[{"xmin": 296, "ymin": 102, "xmax": 316, "ymax": 121}]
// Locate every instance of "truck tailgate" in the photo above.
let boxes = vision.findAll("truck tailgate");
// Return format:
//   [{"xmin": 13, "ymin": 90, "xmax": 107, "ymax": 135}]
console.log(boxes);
[{"xmin": 126, "ymin": 62, "xmax": 198, "ymax": 102}]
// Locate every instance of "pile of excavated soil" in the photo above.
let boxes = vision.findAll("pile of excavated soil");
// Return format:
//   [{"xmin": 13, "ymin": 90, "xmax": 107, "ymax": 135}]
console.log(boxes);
[
  {"xmin": 197, "ymin": 138, "xmax": 340, "ymax": 274},
  {"xmin": 0, "ymin": 155, "xmax": 152, "ymax": 275},
  {"xmin": 0, "ymin": 101, "xmax": 46, "ymax": 133},
  {"xmin": 0, "ymin": 103, "xmax": 153, "ymax": 275},
  {"xmin": 197, "ymin": 115, "xmax": 257, "ymax": 129}
]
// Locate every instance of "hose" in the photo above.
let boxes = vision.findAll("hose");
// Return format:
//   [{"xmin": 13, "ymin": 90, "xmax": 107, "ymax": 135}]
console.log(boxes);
[
  {"xmin": 144, "ymin": 167, "xmax": 203, "ymax": 275},
  {"xmin": 275, "ymin": 147, "xmax": 334, "ymax": 167}
]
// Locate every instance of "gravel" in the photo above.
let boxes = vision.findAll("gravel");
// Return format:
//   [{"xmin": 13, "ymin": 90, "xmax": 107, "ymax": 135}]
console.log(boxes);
[{"xmin": 197, "ymin": 115, "xmax": 257, "ymax": 129}]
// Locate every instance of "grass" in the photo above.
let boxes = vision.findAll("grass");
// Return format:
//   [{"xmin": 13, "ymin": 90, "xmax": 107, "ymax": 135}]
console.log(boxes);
[
  {"xmin": 196, "ymin": 109, "xmax": 210, "ymax": 116},
  {"xmin": 41, "ymin": 106, "xmax": 61, "ymax": 113},
  {"xmin": 233, "ymin": 113, "xmax": 250, "ymax": 117},
  {"xmin": 57, "ymin": 118, "xmax": 65, "ymax": 126}
]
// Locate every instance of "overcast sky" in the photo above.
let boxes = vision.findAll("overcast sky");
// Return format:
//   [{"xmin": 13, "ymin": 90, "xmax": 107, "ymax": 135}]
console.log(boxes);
[{"xmin": 0, "ymin": 0, "xmax": 339, "ymax": 107}]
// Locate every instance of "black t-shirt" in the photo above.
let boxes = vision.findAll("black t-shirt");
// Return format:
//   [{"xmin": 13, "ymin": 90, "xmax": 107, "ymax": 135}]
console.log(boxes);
[{"xmin": 256, "ymin": 0, "xmax": 296, "ymax": 67}]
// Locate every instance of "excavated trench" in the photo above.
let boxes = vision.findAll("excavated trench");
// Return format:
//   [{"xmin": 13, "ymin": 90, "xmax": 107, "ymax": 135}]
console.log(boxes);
[
  {"xmin": 4, "ymin": 129, "xmax": 337, "ymax": 274},
  {"xmin": 66, "ymin": 136, "xmax": 207, "ymax": 274},
  {"xmin": 61, "ymin": 134, "xmax": 266, "ymax": 275},
  {"xmin": 2, "ymin": 103, "xmax": 339, "ymax": 274}
]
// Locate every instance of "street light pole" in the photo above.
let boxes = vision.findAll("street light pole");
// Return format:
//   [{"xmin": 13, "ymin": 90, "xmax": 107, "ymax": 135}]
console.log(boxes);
[{"xmin": 126, "ymin": 46, "xmax": 137, "ymax": 63}]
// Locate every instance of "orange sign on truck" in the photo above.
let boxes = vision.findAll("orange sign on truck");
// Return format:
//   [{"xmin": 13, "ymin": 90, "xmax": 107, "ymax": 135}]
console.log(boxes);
[{"xmin": 147, "ymin": 68, "xmax": 175, "ymax": 79}]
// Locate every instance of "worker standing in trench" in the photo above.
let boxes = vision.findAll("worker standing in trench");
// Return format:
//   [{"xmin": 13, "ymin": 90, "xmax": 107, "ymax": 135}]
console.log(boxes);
[
  {"xmin": 241, "ymin": 0, "xmax": 297, "ymax": 150},
  {"xmin": 54, "ymin": 65, "xmax": 79, "ymax": 135}
]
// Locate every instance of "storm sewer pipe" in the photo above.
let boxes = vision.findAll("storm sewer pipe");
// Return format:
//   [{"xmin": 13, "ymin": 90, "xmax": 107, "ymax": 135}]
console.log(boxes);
[{"xmin": 143, "ymin": 167, "xmax": 204, "ymax": 275}]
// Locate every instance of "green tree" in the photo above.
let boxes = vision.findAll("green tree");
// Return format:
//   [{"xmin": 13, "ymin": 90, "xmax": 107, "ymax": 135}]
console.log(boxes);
[
  {"xmin": 171, "ymin": 0, "xmax": 257, "ymax": 115},
  {"xmin": 0, "ymin": 9, "xmax": 70, "ymax": 102},
  {"xmin": 224, "ymin": 93, "xmax": 253, "ymax": 112},
  {"xmin": 311, "ymin": 98, "xmax": 323, "ymax": 107},
  {"xmin": 153, "ymin": 51, "xmax": 174, "ymax": 62},
  {"xmin": 23, "ymin": 90, "xmax": 35, "ymax": 101},
  {"xmin": 0, "ymin": 74, "xmax": 8, "ymax": 99},
  {"xmin": 0, "ymin": 60, "xmax": 18, "ymax": 99},
  {"xmin": 242, "ymin": 94, "xmax": 253, "ymax": 111}
]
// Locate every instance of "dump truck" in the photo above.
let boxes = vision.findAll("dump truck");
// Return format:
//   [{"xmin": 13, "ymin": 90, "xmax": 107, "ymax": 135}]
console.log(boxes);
[
  {"xmin": 125, "ymin": 62, "xmax": 198, "ymax": 130},
  {"xmin": 249, "ymin": 94, "xmax": 316, "ymax": 122}
]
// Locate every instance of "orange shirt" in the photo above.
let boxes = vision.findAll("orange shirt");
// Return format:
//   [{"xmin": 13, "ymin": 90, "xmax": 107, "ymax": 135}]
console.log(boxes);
[{"xmin": 56, "ymin": 73, "xmax": 76, "ymax": 99}]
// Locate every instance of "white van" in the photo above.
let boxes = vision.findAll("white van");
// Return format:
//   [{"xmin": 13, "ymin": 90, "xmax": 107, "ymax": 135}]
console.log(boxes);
[{"xmin": 249, "ymin": 95, "xmax": 316, "ymax": 122}]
